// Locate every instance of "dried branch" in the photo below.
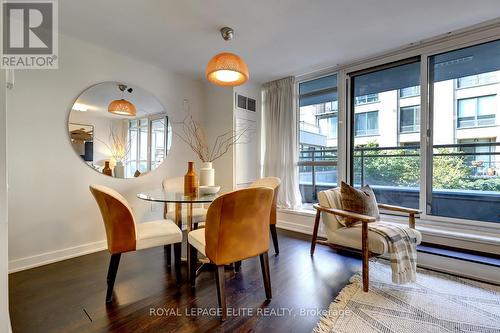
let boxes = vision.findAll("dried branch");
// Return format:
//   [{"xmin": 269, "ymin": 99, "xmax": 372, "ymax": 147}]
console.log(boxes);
[
  {"xmin": 96, "ymin": 124, "xmax": 130, "ymax": 162},
  {"xmin": 210, "ymin": 127, "xmax": 249, "ymax": 162},
  {"xmin": 172, "ymin": 112, "xmax": 250, "ymax": 163}
]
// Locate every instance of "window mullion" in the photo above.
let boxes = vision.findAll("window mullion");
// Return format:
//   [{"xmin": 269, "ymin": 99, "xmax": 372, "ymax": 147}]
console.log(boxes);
[{"xmin": 420, "ymin": 55, "xmax": 430, "ymax": 218}]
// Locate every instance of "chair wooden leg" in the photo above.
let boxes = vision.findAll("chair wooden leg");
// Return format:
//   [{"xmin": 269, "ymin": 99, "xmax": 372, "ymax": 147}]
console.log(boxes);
[
  {"xmin": 409, "ymin": 213, "xmax": 416, "ymax": 229},
  {"xmin": 259, "ymin": 252, "xmax": 272, "ymax": 300},
  {"xmin": 164, "ymin": 244, "xmax": 172, "ymax": 268},
  {"xmin": 310, "ymin": 209, "xmax": 321, "ymax": 256},
  {"xmin": 215, "ymin": 265, "xmax": 227, "ymax": 321},
  {"xmin": 189, "ymin": 244, "xmax": 198, "ymax": 287},
  {"xmin": 234, "ymin": 260, "xmax": 241, "ymax": 272},
  {"xmin": 270, "ymin": 224, "xmax": 279, "ymax": 255},
  {"xmin": 362, "ymin": 222, "xmax": 369, "ymax": 292},
  {"xmin": 173, "ymin": 243, "xmax": 182, "ymax": 285},
  {"xmin": 106, "ymin": 253, "xmax": 121, "ymax": 303}
]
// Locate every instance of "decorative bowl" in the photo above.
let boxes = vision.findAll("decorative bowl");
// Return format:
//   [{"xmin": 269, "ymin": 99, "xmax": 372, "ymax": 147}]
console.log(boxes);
[{"xmin": 199, "ymin": 185, "xmax": 221, "ymax": 195}]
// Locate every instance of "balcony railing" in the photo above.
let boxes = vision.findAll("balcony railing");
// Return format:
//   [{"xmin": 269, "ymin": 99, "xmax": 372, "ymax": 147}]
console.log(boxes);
[{"xmin": 299, "ymin": 142, "xmax": 500, "ymax": 222}]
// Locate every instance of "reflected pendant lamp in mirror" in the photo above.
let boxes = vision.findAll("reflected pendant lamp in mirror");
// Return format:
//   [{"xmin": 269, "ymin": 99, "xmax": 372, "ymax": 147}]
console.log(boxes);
[
  {"xmin": 108, "ymin": 84, "xmax": 136, "ymax": 116},
  {"xmin": 206, "ymin": 27, "xmax": 249, "ymax": 87}
]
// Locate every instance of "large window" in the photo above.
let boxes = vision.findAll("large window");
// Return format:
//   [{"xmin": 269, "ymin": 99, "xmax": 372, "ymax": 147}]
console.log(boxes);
[
  {"xmin": 429, "ymin": 39, "xmax": 500, "ymax": 222},
  {"xmin": 295, "ymin": 37, "xmax": 500, "ymax": 225},
  {"xmin": 457, "ymin": 95, "xmax": 496, "ymax": 128},
  {"xmin": 298, "ymin": 74, "xmax": 338, "ymax": 203},
  {"xmin": 355, "ymin": 111, "xmax": 379, "ymax": 136},
  {"xmin": 400, "ymin": 105, "xmax": 420, "ymax": 133},
  {"xmin": 350, "ymin": 60, "xmax": 421, "ymax": 208},
  {"xmin": 150, "ymin": 116, "xmax": 170, "ymax": 170},
  {"xmin": 127, "ymin": 119, "xmax": 148, "ymax": 176},
  {"xmin": 127, "ymin": 114, "xmax": 169, "ymax": 177}
]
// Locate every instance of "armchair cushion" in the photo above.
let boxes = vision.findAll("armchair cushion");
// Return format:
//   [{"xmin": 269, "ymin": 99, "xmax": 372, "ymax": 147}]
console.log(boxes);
[
  {"xmin": 340, "ymin": 182, "xmax": 380, "ymax": 227},
  {"xmin": 318, "ymin": 188, "xmax": 344, "ymax": 232},
  {"xmin": 331, "ymin": 222, "xmax": 422, "ymax": 255},
  {"xmin": 135, "ymin": 220, "xmax": 182, "ymax": 251}
]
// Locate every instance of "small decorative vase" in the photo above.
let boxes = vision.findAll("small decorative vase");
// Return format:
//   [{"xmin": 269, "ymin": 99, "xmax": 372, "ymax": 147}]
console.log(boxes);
[
  {"xmin": 114, "ymin": 160, "xmax": 125, "ymax": 178},
  {"xmin": 102, "ymin": 161, "xmax": 112, "ymax": 176},
  {"xmin": 199, "ymin": 162, "xmax": 215, "ymax": 186},
  {"xmin": 184, "ymin": 161, "xmax": 198, "ymax": 195}
]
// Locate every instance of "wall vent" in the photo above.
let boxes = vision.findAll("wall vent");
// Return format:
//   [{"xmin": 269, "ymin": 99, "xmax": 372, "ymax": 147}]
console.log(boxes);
[{"xmin": 235, "ymin": 93, "xmax": 256, "ymax": 112}]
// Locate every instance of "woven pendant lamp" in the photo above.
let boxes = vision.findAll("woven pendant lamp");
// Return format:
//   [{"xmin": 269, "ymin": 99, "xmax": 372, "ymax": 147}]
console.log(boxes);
[
  {"xmin": 108, "ymin": 84, "xmax": 136, "ymax": 116},
  {"xmin": 206, "ymin": 27, "xmax": 249, "ymax": 87}
]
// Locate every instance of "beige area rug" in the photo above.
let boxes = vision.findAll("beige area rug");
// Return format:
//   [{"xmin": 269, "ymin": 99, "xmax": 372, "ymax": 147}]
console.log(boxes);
[{"xmin": 314, "ymin": 261, "xmax": 500, "ymax": 333}]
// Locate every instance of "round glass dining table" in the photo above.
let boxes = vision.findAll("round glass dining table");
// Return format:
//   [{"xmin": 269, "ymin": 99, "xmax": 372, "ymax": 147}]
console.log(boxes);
[
  {"xmin": 137, "ymin": 189, "xmax": 218, "ymax": 229},
  {"xmin": 137, "ymin": 189, "xmax": 219, "ymax": 281}
]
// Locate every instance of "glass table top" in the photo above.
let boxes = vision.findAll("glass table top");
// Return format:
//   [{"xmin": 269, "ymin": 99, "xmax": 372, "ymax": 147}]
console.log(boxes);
[{"xmin": 137, "ymin": 189, "xmax": 219, "ymax": 203}]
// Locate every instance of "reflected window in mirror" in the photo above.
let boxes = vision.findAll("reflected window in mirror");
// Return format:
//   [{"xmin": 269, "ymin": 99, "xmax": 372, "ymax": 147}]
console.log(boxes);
[
  {"xmin": 68, "ymin": 82, "xmax": 172, "ymax": 179},
  {"xmin": 126, "ymin": 115, "xmax": 170, "ymax": 178}
]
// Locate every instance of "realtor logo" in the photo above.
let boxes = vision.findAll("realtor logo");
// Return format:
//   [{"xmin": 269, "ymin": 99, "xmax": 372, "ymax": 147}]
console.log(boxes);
[{"xmin": 1, "ymin": 0, "xmax": 58, "ymax": 68}]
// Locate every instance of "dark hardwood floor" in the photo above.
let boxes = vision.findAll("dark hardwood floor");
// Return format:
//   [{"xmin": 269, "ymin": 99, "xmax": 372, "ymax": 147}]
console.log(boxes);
[{"xmin": 9, "ymin": 230, "xmax": 361, "ymax": 333}]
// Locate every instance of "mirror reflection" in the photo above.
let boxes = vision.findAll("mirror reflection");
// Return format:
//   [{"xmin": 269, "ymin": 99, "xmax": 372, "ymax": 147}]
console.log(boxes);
[{"xmin": 68, "ymin": 82, "xmax": 172, "ymax": 178}]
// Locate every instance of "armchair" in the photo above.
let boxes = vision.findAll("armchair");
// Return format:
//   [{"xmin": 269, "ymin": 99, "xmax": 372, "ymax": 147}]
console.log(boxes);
[{"xmin": 310, "ymin": 188, "xmax": 422, "ymax": 292}]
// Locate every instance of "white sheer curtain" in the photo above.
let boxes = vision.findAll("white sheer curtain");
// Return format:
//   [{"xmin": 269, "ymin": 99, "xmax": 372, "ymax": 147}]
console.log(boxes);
[{"xmin": 262, "ymin": 77, "xmax": 303, "ymax": 209}]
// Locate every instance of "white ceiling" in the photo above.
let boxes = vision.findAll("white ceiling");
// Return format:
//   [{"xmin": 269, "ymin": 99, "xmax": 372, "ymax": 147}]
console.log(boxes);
[
  {"xmin": 60, "ymin": 0, "xmax": 500, "ymax": 84},
  {"xmin": 73, "ymin": 81, "xmax": 164, "ymax": 119}
]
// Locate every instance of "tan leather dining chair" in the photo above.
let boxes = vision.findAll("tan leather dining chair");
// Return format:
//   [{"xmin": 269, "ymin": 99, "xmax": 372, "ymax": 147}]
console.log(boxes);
[
  {"xmin": 89, "ymin": 185, "xmax": 183, "ymax": 303},
  {"xmin": 249, "ymin": 177, "xmax": 281, "ymax": 255},
  {"xmin": 187, "ymin": 187, "xmax": 274, "ymax": 320}
]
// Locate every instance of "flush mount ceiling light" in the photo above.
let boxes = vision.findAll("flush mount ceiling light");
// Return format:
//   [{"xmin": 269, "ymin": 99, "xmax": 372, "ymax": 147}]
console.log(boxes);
[
  {"xmin": 108, "ymin": 84, "xmax": 136, "ymax": 116},
  {"xmin": 206, "ymin": 27, "xmax": 249, "ymax": 86}
]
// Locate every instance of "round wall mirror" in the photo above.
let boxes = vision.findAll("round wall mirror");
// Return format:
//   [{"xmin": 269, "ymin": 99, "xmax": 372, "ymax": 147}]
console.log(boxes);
[{"xmin": 68, "ymin": 82, "xmax": 172, "ymax": 178}]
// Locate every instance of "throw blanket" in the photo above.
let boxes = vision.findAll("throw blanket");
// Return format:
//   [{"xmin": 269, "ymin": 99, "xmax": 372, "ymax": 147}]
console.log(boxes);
[{"xmin": 368, "ymin": 222, "xmax": 418, "ymax": 284}]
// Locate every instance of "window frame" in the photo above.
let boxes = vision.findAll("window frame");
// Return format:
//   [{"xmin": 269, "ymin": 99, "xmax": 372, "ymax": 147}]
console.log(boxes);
[
  {"xmin": 127, "ymin": 113, "xmax": 169, "ymax": 177},
  {"xmin": 354, "ymin": 111, "xmax": 379, "ymax": 137},
  {"xmin": 294, "ymin": 23, "xmax": 500, "ymax": 232},
  {"xmin": 399, "ymin": 105, "xmax": 421, "ymax": 133},
  {"xmin": 297, "ymin": 74, "xmax": 340, "ymax": 203},
  {"xmin": 456, "ymin": 95, "xmax": 496, "ymax": 129}
]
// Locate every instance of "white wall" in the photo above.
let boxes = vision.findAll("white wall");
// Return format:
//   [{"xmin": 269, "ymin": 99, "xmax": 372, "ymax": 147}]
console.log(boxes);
[
  {"xmin": 1, "ymin": 71, "xmax": 12, "ymax": 332},
  {"xmin": 202, "ymin": 82, "xmax": 263, "ymax": 192},
  {"xmin": 234, "ymin": 83, "xmax": 262, "ymax": 188},
  {"xmin": 354, "ymin": 90, "xmax": 398, "ymax": 147},
  {"xmin": 203, "ymin": 84, "xmax": 235, "ymax": 192},
  {"xmin": 7, "ymin": 33, "xmax": 205, "ymax": 272}
]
